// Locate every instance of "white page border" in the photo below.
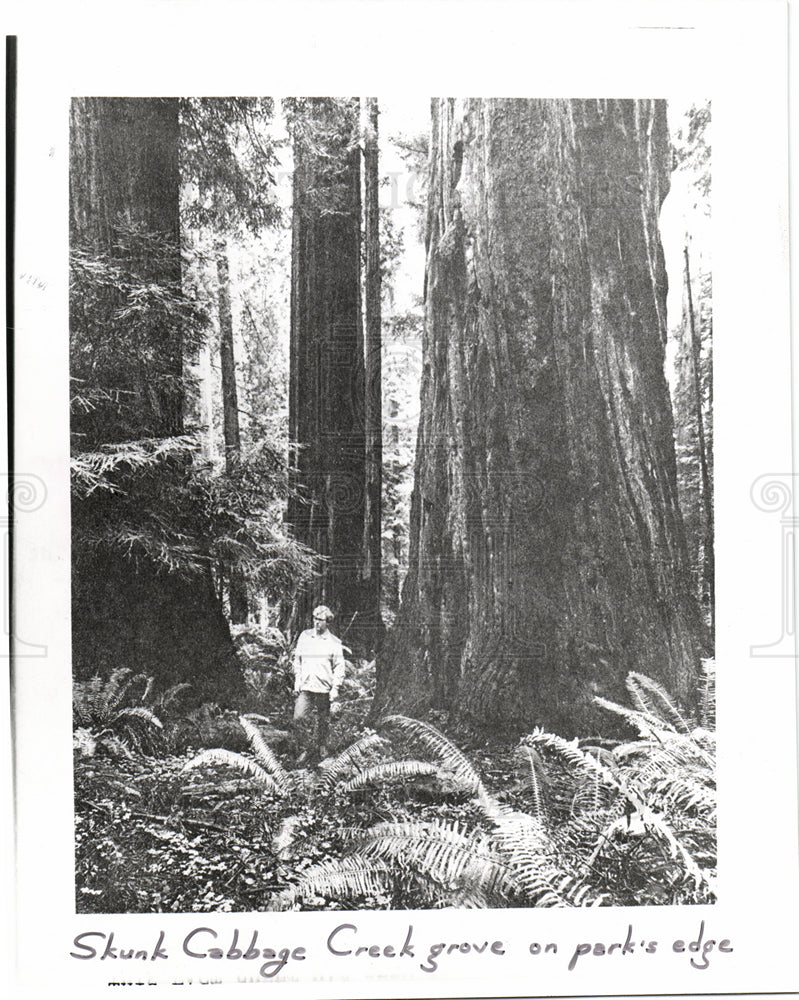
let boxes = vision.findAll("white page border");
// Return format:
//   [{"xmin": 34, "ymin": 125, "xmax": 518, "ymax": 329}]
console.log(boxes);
[{"xmin": 8, "ymin": 1, "xmax": 797, "ymax": 996}]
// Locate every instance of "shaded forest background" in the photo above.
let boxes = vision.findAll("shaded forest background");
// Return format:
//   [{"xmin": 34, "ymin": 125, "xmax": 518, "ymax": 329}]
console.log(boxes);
[{"xmin": 71, "ymin": 97, "xmax": 714, "ymax": 914}]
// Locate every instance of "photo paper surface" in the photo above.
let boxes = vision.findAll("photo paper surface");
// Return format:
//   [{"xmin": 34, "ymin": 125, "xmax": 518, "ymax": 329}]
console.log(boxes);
[{"xmin": 8, "ymin": 1, "xmax": 798, "ymax": 996}]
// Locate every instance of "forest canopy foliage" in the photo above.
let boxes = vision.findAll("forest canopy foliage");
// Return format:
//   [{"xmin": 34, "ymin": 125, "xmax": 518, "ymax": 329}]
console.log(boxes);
[{"xmin": 70, "ymin": 228, "xmax": 317, "ymax": 603}]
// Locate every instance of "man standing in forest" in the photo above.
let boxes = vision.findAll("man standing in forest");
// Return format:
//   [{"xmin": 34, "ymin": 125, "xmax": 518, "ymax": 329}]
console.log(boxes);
[{"xmin": 292, "ymin": 605, "xmax": 345, "ymax": 764}]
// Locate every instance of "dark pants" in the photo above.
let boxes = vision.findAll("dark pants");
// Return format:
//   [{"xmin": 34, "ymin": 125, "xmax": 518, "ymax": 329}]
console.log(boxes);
[{"xmin": 293, "ymin": 690, "xmax": 331, "ymax": 757}]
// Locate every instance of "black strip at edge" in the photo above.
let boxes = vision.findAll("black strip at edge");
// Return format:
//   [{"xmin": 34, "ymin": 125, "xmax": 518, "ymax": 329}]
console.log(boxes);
[{"xmin": 6, "ymin": 35, "xmax": 16, "ymax": 660}]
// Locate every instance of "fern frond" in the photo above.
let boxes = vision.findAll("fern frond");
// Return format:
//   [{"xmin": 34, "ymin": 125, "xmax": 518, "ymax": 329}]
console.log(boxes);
[
  {"xmin": 614, "ymin": 729, "xmax": 714, "ymax": 773},
  {"xmin": 492, "ymin": 809, "xmax": 550, "ymax": 851},
  {"xmin": 592, "ymin": 696, "xmax": 671, "ymax": 739},
  {"xmin": 96, "ymin": 667, "xmax": 133, "ymax": 717},
  {"xmin": 545, "ymin": 730, "xmax": 711, "ymax": 888},
  {"xmin": 516, "ymin": 745, "xmax": 547, "ymax": 822},
  {"xmin": 158, "ymin": 681, "xmax": 192, "ymax": 710},
  {"xmin": 98, "ymin": 732, "xmax": 135, "ymax": 760},
  {"xmin": 691, "ymin": 726, "xmax": 716, "ymax": 751},
  {"xmin": 571, "ymin": 747, "xmax": 619, "ymax": 815},
  {"xmin": 182, "ymin": 748, "xmax": 286, "ymax": 796},
  {"xmin": 107, "ymin": 670, "xmax": 150, "ymax": 715},
  {"xmin": 615, "ymin": 738, "xmax": 686, "ymax": 766},
  {"xmin": 356, "ymin": 819, "xmax": 514, "ymax": 902},
  {"xmin": 116, "ymin": 706, "xmax": 163, "ymax": 729},
  {"xmin": 528, "ymin": 730, "xmax": 619, "ymax": 789},
  {"xmin": 488, "ymin": 810, "xmax": 590, "ymax": 906},
  {"xmin": 380, "ymin": 715, "xmax": 483, "ymax": 794},
  {"xmin": 500, "ymin": 851, "xmax": 569, "ymax": 905},
  {"xmin": 340, "ymin": 760, "xmax": 439, "ymax": 792},
  {"xmin": 238, "ymin": 716, "xmax": 290, "ymax": 792},
  {"xmin": 72, "ymin": 692, "xmax": 93, "ymax": 727},
  {"xmin": 141, "ymin": 676, "xmax": 156, "ymax": 704},
  {"xmin": 273, "ymin": 856, "xmax": 391, "ymax": 910},
  {"xmin": 626, "ymin": 672, "xmax": 691, "ymax": 733},
  {"xmin": 570, "ymin": 776, "xmax": 616, "ymax": 818},
  {"xmin": 633, "ymin": 806, "xmax": 712, "ymax": 891},
  {"xmin": 474, "ymin": 786, "xmax": 513, "ymax": 822},
  {"xmin": 552, "ymin": 872, "xmax": 605, "ymax": 907},
  {"xmin": 272, "ymin": 815, "xmax": 303, "ymax": 860},
  {"xmin": 318, "ymin": 732, "xmax": 389, "ymax": 793},
  {"xmin": 73, "ymin": 727, "xmax": 97, "ymax": 756},
  {"xmin": 649, "ymin": 774, "xmax": 716, "ymax": 816}
]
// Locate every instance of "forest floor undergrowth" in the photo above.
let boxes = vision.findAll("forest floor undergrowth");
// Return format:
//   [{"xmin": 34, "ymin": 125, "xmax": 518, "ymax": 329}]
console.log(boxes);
[
  {"xmin": 75, "ymin": 685, "xmax": 521, "ymax": 913},
  {"xmin": 74, "ymin": 632, "xmax": 716, "ymax": 913}
]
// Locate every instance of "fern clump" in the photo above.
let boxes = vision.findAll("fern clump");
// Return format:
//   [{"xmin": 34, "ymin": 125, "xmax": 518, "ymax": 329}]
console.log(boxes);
[
  {"xmin": 76, "ymin": 662, "xmax": 716, "ymax": 913},
  {"xmin": 73, "ymin": 668, "xmax": 167, "ymax": 757},
  {"xmin": 380, "ymin": 715, "xmax": 485, "ymax": 795},
  {"xmin": 182, "ymin": 716, "xmax": 291, "ymax": 797},
  {"xmin": 272, "ymin": 857, "xmax": 393, "ymax": 911},
  {"xmin": 271, "ymin": 669, "xmax": 716, "ymax": 911},
  {"xmin": 519, "ymin": 664, "xmax": 717, "ymax": 905}
]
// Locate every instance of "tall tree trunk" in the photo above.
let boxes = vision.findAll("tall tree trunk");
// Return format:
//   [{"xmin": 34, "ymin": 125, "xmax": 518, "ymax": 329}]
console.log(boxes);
[
  {"xmin": 362, "ymin": 97, "xmax": 383, "ymax": 649},
  {"xmin": 287, "ymin": 98, "xmax": 379, "ymax": 647},
  {"xmin": 216, "ymin": 239, "xmax": 249, "ymax": 624},
  {"xmin": 683, "ymin": 247, "xmax": 714, "ymax": 633},
  {"xmin": 670, "ymin": 245, "xmax": 714, "ymax": 633},
  {"xmin": 377, "ymin": 98, "xmax": 703, "ymax": 734},
  {"xmin": 70, "ymin": 97, "xmax": 243, "ymax": 703},
  {"xmin": 70, "ymin": 97, "xmax": 183, "ymax": 437}
]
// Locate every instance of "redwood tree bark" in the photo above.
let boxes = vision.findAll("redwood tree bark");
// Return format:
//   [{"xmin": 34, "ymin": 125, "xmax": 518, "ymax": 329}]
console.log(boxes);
[
  {"xmin": 287, "ymin": 98, "xmax": 379, "ymax": 645},
  {"xmin": 377, "ymin": 98, "xmax": 703, "ymax": 734},
  {"xmin": 70, "ymin": 97, "xmax": 243, "ymax": 703},
  {"xmin": 216, "ymin": 238, "xmax": 249, "ymax": 624},
  {"xmin": 362, "ymin": 97, "xmax": 383, "ymax": 645},
  {"xmin": 70, "ymin": 97, "xmax": 183, "ymax": 437},
  {"xmin": 673, "ymin": 246, "xmax": 714, "ymax": 632}
]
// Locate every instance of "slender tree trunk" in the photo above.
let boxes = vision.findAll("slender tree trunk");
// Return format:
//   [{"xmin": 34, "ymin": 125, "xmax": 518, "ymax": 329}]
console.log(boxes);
[
  {"xmin": 70, "ymin": 97, "xmax": 243, "ymax": 703},
  {"xmin": 683, "ymin": 247, "xmax": 714, "ymax": 634},
  {"xmin": 287, "ymin": 98, "xmax": 379, "ymax": 647},
  {"xmin": 217, "ymin": 240, "xmax": 242, "ymax": 461},
  {"xmin": 362, "ymin": 97, "xmax": 383, "ymax": 649},
  {"xmin": 671, "ymin": 245, "xmax": 714, "ymax": 633},
  {"xmin": 216, "ymin": 239, "xmax": 248, "ymax": 623},
  {"xmin": 196, "ymin": 340, "xmax": 217, "ymax": 462},
  {"xmin": 377, "ymin": 99, "xmax": 703, "ymax": 734}
]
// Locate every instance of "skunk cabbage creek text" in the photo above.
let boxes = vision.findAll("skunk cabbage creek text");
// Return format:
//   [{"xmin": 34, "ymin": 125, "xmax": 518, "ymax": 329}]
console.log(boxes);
[{"xmin": 70, "ymin": 921, "xmax": 733, "ymax": 980}]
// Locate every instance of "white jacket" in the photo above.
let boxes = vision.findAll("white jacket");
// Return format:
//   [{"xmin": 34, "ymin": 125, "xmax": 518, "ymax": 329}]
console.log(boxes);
[{"xmin": 292, "ymin": 628, "xmax": 346, "ymax": 695}]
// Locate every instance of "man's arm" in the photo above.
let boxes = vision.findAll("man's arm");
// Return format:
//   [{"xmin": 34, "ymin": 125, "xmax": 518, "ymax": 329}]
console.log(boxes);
[
  {"xmin": 330, "ymin": 640, "xmax": 346, "ymax": 699},
  {"xmin": 291, "ymin": 632, "xmax": 305, "ymax": 693}
]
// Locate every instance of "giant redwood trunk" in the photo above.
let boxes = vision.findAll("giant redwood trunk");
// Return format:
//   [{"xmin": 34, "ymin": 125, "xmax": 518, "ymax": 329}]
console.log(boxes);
[
  {"xmin": 70, "ymin": 97, "xmax": 243, "ymax": 703},
  {"xmin": 377, "ymin": 98, "xmax": 702, "ymax": 734},
  {"xmin": 287, "ymin": 98, "xmax": 379, "ymax": 646}
]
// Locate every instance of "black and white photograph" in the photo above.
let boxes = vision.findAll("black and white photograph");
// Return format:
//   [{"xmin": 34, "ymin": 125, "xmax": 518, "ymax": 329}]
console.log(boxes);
[
  {"xmin": 8, "ymin": 2, "xmax": 799, "ymax": 996},
  {"xmin": 69, "ymin": 95, "xmax": 715, "ymax": 916}
]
